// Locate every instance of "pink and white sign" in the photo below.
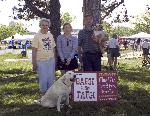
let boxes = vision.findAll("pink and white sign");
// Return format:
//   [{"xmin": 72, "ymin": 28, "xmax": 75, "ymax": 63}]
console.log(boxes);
[
  {"xmin": 73, "ymin": 72, "xmax": 118, "ymax": 102},
  {"xmin": 73, "ymin": 73, "xmax": 97, "ymax": 101}
]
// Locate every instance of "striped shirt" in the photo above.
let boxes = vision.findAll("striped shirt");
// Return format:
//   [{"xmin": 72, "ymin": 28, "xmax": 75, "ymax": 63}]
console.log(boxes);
[{"xmin": 78, "ymin": 29, "xmax": 101, "ymax": 53}]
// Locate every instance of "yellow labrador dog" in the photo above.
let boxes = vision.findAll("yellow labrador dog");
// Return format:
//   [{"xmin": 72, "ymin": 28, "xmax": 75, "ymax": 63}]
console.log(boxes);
[{"xmin": 38, "ymin": 71, "xmax": 75, "ymax": 112}]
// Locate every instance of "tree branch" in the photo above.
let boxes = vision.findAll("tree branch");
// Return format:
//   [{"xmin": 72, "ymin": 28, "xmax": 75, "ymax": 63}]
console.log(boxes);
[
  {"xmin": 24, "ymin": 0, "xmax": 49, "ymax": 18},
  {"xmin": 102, "ymin": 0, "xmax": 124, "ymax": 20}
]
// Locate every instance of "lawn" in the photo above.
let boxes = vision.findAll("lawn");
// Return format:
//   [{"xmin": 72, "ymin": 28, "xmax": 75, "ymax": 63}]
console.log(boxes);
[{"xmin": 0, "ymin": 53, "xmax": 150, "ymax": 116}]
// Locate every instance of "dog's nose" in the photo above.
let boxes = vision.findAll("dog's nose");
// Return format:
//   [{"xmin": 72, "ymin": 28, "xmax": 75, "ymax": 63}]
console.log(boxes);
[{"xmin": 70, "ymin": 78, "xmax": 73, "ymax": 82}]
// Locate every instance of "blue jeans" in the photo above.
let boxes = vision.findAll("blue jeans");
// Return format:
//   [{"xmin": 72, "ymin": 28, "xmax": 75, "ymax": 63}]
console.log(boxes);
[
  {"xmin": 37, "ymin": 57, "xmax": 55, "ymax": 93},
  {"xmin": 82, "ymin": 53, "xmax": 101, "ymax": 71}
]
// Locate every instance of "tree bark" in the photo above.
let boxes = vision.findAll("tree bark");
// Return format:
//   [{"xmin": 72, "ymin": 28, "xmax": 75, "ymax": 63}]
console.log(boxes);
[
  {"xmin": 49, "ymin": 0, "xmax": 61, "ymax": 41},
  {"xmin": 83, "ymin": 0, "xmax": 124, "ymax": 25}
]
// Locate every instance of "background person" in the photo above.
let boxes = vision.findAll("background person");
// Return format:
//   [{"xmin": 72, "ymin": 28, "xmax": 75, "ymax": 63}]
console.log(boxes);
[
  {"xmin": 57, "ymin": 23, "xmax": 78, "ymax": 73},
  {"xmin": 108, "ymin": 33, "xmax": 120, "ymax": 70},
  {"xmin": 32, "ymin": 18, "xmax": 56, "ymax": 96},
  {"xmin": 136, "ymin": 38, "xmax": 141, "ymax": 51},
  {"xmin": 142, "ymin": 39, "xmax": 150, "ymax": 62}
]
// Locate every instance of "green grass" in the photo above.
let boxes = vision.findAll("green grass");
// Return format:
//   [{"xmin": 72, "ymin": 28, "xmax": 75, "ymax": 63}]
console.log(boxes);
[{"xmin": 0, "ymin": 53, "xmax": 150, "ymax": 116}]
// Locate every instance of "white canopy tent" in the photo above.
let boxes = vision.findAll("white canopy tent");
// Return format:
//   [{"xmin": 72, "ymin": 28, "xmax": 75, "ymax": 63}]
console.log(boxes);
[
  {"xmin": 3, "ymin": 33, "xmax": 34, "ymax": 42},
  {"xmin": 128, "ymin": 32, "xmax": 150, "ymax": 39},
  {"xmin": 3, "ymin": 37, "xmax": 12, "ymax": 42}
]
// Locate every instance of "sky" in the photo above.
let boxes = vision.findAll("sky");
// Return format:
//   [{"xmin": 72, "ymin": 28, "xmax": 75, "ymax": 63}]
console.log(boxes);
[{"xmin": 0, "ymin": 0, "xmax": 149, "ymax": 32}]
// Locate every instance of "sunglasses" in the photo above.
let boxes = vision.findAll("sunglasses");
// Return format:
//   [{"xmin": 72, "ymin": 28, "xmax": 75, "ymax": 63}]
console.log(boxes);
[{"xmin": 67, "ymin": 40, "xmax": 69, "ymax": 46}]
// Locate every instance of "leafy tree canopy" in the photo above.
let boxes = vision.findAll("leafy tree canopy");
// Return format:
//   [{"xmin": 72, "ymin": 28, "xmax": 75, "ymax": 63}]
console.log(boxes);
[
  {"xmin": 60, "ymin": 12, "xmax": 75, "ymax": 26},
  {"xmin": 0, "ymin": 22, "xmax": 27, "ymax": 41},
  {"xmin": 132, "ymin": 9, "xmax": 150, "ymax": 34},
  {"xmin": 102, "ymin": 21, "xmax": 133, "ymax": 38},
  {"xmin": 1, "ymin": 0, "xmax": 128, "ymax": 39},
  {"xmin": 111, "ymin": 26, "xmax": 133, "ymax": 37}
]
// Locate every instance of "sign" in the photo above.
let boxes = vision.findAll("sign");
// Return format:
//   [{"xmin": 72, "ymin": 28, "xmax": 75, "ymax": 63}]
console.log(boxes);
[
  {"xmin": 73, "ymin": 72, "xmax": 118, "ymax": 102},
  {"xmin": 97, "ymin": 72, "xmax": 118, "ymax": 101}
]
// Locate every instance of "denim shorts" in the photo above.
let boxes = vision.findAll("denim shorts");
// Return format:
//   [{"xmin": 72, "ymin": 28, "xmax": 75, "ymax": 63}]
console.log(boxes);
[
  {"xmin": 109, "ymin": 48, "xmax": 120, "ymax": 57},
  {"xmin": 37, "ymin": 57, "xmax": 55, "ymax": 93}
]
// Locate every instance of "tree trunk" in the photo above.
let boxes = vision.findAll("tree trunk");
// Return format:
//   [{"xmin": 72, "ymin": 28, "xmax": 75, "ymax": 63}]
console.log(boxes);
[
  {"xmin": 49, "ymin": 0, "xmax": 61, "ymax": 41},
  {"xmin": 83, "ymin": 0, "xmax": 101, "ymax": 26},
  {"xmin": 49, "ymin": 0, "xmax": 61, "ymax": 70}
]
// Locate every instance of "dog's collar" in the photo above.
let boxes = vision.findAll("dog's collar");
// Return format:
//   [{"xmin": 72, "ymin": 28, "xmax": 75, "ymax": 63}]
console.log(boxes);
[{"xmin": 62, "ymin": 81, "xmax": 67, "ymax": 86}]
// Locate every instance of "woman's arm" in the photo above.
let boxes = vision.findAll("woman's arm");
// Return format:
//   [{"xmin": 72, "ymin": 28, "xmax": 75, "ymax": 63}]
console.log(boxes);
[
  {"xmin": 57, "ymin": 36, "xmax": 64, "ymax": 61},
  {"xmin": 70, "ymin": 37, "xmax": 78, "ymax": 59},
  {"xmin": 32, "ymin": 35, "xmax": 38, "ymax": 71},
  {"xmin": 78, "ymin": 30, "xmax": 84, "ymax": 64}
]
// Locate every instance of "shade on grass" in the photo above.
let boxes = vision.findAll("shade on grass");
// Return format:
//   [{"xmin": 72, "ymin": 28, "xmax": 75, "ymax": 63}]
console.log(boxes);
[{"xmin": 0, "ymin": 53, "xmax": 150, "ymax": 116}]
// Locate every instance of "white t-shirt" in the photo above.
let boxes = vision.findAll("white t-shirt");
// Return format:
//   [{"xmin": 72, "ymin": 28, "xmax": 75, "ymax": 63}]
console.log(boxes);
[
  {"xmin": 32, "ymin": 31, "xmax": 56, "ymax": 61},
  {"xmin": 108, "ymin": 38, "xmax": 119, "ymax": 48}
]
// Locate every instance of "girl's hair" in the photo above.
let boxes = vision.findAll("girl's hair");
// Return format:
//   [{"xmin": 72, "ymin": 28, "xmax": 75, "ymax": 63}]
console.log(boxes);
[
  {"xmin": 62, "ymin": 23, "xmax": 72, "ymax": 30},
  {"xmin": 39, "ymin": 18, "xmax": 50, "ymax": 26}
]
